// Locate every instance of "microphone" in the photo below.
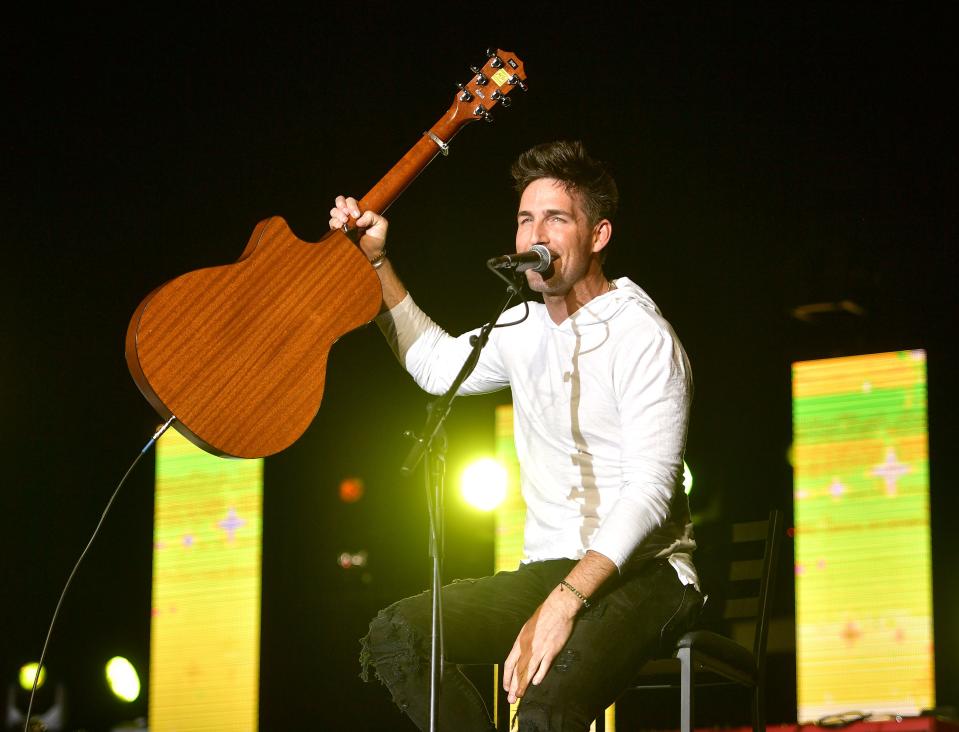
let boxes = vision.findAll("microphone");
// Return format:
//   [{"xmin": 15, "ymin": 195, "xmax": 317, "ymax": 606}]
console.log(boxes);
[{"xmin": 487, "ymin": 244, "xmax": 557, "ymax": 273}]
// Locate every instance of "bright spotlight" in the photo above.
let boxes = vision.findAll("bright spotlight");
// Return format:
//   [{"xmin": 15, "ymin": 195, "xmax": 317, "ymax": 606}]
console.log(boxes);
[
  {"xmin": 105, "ymin": 657, "xmax": 140, "ymax": 702},
  {"xmin": 683, "ymin": 461, "xmax": 693, "ymax": 495},
  {"xmin": 461, "ymin": 458, "xmax": 508, "ymax": 511},
  {"xmin": 18, "ymin": 662, "xmax": 46, "ymax": 691}
]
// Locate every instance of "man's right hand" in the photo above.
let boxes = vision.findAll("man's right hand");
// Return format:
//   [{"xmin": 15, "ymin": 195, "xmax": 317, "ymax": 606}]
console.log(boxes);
[
  {"xmin": 329, "ymin": 195, "xmax": 389, "ymax": 263},
  {"xmin": 329, "ymin": 195, "xmax": 408, "ymax": 311}
]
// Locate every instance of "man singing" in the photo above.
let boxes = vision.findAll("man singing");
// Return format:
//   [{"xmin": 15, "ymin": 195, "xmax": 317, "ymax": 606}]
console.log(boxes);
[{"xmin": 329, "ymin": 140, "xmax": 701, "ymax": 731}]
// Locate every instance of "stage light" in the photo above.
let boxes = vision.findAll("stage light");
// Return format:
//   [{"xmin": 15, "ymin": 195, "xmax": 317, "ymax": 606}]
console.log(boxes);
[
  {"xmin": 461, "ymin": 458, "xmax": 508, "ymax": 511},
  {"xmin": 18, "ymin": 662, "xmax": 45, "ymax": 691},
  {"xmin": 682, "ymin": 461, "xmax": 693, "ymax": 495},
  {"xmin": 339, "ymin": 476, "xmax": 365, "ymax": 503},
  {"xmin": 338, "ymin": 550, "xmax": 368, "ymax": 568},
  {"xmin": 10, "ymin": 664, "xmax": 63, "ymax": 732},
  {"xmin": 105, "ymin": 657, "xmax": 140, "ymax": 702}
]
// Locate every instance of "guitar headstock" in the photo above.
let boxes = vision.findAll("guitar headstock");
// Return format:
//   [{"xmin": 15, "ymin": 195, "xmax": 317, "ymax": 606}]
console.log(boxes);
[{"xmin": 452, "ymin": 48, "xmax": 528, "ymax": 123}]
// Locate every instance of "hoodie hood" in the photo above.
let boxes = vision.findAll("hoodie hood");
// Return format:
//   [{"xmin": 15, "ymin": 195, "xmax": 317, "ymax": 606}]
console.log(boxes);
[{"xmin": 561, "ymin": 276, "xmax": 662, "ymax": 329}]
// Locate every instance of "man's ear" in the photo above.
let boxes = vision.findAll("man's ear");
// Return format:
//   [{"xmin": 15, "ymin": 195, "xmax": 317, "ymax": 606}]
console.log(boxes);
[{"xmin": 592, "ymin": 219, "xmax": 612, "ymax": 254}]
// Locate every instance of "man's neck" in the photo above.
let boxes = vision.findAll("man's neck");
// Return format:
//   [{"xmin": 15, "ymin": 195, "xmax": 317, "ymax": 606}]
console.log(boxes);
[{"xmin": 543, "ymin": 271, "xmax": 611, "ymax": 325}]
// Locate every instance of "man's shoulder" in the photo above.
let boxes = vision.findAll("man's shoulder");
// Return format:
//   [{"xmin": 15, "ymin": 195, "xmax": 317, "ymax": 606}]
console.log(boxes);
[
  {"xmin": 611, "ymin": 279, "xmax": 676, "ymax": 336},
  {"xmin": 609, "ymin": 281, "xmax": 689, "ymax": 372}
]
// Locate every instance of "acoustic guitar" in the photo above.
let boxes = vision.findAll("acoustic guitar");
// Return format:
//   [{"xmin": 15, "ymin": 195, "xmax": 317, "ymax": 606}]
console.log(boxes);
[{"xmin": 125, "ymin": 49, "xmax": 527, "ymax": 459}]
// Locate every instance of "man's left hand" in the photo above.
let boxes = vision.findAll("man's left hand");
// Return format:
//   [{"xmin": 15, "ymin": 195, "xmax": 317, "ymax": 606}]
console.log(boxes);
[
  {"xmin": 502, "ymin": 590, "xmax": 580, "ymax": 704},
  {"xmin": 503, "ymin": 551, "xmax": 616, "ymax": 704}
]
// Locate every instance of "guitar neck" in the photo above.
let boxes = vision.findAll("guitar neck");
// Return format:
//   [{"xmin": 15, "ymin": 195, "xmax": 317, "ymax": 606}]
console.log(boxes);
[
  {"xmin": 357, "ymin": 47, "xmax": 527, "ymax": 216},
  {"xmin": 358, "ymin": 109, "xmax": 470, "ymax": 215}
]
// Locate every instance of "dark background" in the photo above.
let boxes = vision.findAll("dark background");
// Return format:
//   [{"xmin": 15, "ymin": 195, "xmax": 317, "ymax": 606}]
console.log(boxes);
[{"xmin": 2, "ymin": 3, "xmax": 955, "ymax": 730}]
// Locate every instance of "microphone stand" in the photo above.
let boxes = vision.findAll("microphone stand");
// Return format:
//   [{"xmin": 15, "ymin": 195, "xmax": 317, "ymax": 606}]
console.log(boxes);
[{"xmin": 400, "ymin": 269, "xmax": 525, "ymax": 732}]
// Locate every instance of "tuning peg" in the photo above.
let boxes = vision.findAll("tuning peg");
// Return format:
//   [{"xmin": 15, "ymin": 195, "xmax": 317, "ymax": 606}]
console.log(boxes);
[
  {"xmin": 491, "ymin": 90, "xmax": 512, "ymax": 107},
  {"xmin": 470, "ymin": 66, "xmax": 489, "ymax": 85},
  {"xmin": 473, "ymin": 105, "xmax": 494, "ymax": 123},
  {"xmin": 508, "ymin": 74, "xmax": 528, "ymax": 92},
  {"xmin": 456, "ymin": 82, "xmax": 473, "ymax": 102},
  {"xmin": 485, "ymin": 49, "xmax": 504, "ymax": 68}
]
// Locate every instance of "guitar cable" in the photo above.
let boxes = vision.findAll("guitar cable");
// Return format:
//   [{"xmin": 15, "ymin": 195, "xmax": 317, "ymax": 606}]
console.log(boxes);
[{"xmin": 23, "ymin": 416, "xmax": 176, "ymax": 732}]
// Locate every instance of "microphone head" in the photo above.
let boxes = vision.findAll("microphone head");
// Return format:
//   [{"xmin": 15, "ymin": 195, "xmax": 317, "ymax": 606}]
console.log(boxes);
[
  {"xmin": 527, "ymin": 244, "xmax": 556, "ymax": 273},
  {"xmin": 486, "ymin": 245, "xmax": 558, "ymax": 273}
]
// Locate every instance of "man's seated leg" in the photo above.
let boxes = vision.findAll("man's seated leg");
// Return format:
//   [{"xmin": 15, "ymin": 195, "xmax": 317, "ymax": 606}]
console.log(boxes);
[
  {"xmin": 361, "ymin": 562, "xmax": 577, "ymax": 731},
  {"xmin": 515, "ymin": 559, "xmax": 702, "ymax": 732}
]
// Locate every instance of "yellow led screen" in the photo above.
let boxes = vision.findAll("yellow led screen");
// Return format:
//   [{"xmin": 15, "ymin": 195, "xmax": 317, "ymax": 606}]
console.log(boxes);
[
  {"xmin": 149, "ymin": 429, "xmax": 262, "ymax": 731},
  {"xmin": 494, "ymin": 404, "xmax": 525, "ymax": 574},
  {"xmin": 792, "ymin": 350, "xmax": 934, "ymax": 720}
]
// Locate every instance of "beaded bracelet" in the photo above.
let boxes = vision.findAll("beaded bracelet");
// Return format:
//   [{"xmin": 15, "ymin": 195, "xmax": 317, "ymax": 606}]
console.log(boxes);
[
  {"xmin": 559, "ymin": 579, "xmax": 591, "ymax": 609},
  {"xmin": 369, "ymin": 251, "xmax": 387, "ymax": 270}
]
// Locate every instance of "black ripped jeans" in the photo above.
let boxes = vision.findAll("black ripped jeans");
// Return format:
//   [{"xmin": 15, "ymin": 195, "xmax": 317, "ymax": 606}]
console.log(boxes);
[{"xmin": 360, "ymin": 557, "xmax": 702, "ymax": 732}]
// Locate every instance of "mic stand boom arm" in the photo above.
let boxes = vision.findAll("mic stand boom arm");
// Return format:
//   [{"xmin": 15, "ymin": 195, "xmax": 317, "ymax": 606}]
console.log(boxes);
[{"xmin": 399, "ymin": 273, "xmax": 524, "ymax": 732}]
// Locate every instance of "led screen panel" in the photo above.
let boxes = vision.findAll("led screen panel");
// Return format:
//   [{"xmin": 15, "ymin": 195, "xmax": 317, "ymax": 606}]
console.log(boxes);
[
  {"xmin": 494, "ymin": 404, "xmax": 525, "ymax": 574},
  {"xmin": 149, "ymin": 429, "xmax": 263, "ymax": 731},
  {"xmin": 793, "ymin": 350, "xmax": 933, "ymax": 720}
]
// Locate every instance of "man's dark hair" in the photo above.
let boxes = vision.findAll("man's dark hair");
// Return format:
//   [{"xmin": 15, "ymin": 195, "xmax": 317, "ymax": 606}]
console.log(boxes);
[{"xmin": 510, "ymin": 140, "xmax": 619, "ymax": 225}]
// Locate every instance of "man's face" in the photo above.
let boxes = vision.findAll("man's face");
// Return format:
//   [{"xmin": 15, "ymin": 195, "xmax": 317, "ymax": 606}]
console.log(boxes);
[{"xmin": 515, "ymin": 177, "xmax": 599, "ymax": 295}]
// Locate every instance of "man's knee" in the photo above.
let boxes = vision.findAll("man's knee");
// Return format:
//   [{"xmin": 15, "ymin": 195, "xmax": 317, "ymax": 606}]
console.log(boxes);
[
  {"xmin": 359, "ymin": 598, "xmax": 439, "ymax": 724},
  {"xmin": 360, "ymin": 597, "xmax": 429, "ymax": 692},
  {"xmin": 360, "ymin": 601, "xmax": 427, "ymax": 682}
]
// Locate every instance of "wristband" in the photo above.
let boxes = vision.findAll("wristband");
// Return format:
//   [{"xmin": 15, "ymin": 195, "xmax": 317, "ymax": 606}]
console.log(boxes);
[
  {"xmin": 559, "ymin": 579, "xmax": 591, "ymax": 609},
  {"xmin": 369, "ymin": 251, "xmax": 387, "ymax": 269}
]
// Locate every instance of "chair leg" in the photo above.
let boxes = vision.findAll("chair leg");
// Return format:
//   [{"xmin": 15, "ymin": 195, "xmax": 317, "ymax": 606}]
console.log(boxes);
[
  {"xmin": 752, "ymin": 682, "xmax": 765, "ymax": 732},
  {"xmin": 678, "ymin": 647, "xmax": 694, "ymax": 732}
]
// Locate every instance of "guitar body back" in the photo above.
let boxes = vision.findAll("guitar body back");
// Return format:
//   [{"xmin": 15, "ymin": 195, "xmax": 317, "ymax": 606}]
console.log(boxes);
[{"xmin": 125, "ymin": 218, "xmax": 381, "ymax": 458}]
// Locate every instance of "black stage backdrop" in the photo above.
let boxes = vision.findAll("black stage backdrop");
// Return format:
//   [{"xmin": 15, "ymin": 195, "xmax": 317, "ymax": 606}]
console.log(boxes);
[{"xmin": 2, "ymin": 4, "xmax": 955, "ymax": 730}]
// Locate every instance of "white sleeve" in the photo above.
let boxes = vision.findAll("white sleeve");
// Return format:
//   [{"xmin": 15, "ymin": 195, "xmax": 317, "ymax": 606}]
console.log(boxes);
[
  {"xmin": 375, "ymin": 293, "xmax": 511, "ymax": 396},
  {"xmin": 589, "ymin": 324, "xmax": 692, "ymax": 569}
]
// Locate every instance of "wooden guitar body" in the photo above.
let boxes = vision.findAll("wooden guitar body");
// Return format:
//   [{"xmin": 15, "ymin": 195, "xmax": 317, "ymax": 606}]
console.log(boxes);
[
  {"xmin": 125, "ymin": 49, "xmax": 527, "ymax": 458},
  {"xmin": 126, "ymin": 220, "xmax": 380, "ymax": 458}
]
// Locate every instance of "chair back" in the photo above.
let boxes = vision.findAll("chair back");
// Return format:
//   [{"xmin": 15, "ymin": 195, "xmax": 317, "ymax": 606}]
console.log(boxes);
[{"xmin": 724, "ymin": 510, "xmax": 783, "ymax": 675}]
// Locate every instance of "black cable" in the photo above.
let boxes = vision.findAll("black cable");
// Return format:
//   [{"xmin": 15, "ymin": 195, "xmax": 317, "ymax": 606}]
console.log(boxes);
[
  {"xmin": 23, "ymin": 416, "xmax": 176, "ymax": 732},
  {"xmin": 485, "ymin": 265, "xmax": 530, "ymax": 328}
]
